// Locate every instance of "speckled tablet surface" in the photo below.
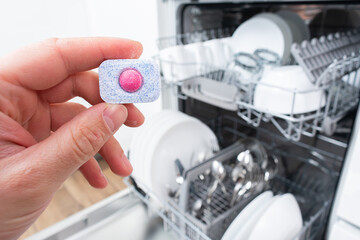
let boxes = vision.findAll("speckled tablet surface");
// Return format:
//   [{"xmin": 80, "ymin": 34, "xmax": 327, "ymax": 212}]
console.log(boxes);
[{"xmin": 99, "ymin": 59, "xmax": 160, "ymax": 104}]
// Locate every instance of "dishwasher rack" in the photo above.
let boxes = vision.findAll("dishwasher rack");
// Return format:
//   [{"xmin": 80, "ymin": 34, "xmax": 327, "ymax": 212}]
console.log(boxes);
[
  {"xmin": 128, "ymin": 157, "xmax": 333, "ymax": 240},
  {"xmin": 128, "ymin": 114, "xmax": 340, "ymax": 240},
  {"xmin": 156, "ymin": 29, "xmax": 360, "ymax": 141}
]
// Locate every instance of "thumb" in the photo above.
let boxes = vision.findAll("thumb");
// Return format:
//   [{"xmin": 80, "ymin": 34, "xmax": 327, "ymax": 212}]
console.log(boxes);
[{"xmin": 29, "ymin": 103, "xmax": 127, "ymax": 187}]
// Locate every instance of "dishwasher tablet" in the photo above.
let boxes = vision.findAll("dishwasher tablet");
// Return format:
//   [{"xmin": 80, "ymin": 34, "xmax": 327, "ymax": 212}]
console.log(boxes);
[{"xmin": 99, "ymin": 59, "xmax": 160, "ymax": 104}]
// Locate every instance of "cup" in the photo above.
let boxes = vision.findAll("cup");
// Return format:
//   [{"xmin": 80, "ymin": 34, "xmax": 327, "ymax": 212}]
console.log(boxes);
[
  {"xmin": 184, "ymin": 42, "xmax": 214, "ymax": 64},
  {"xmin": 254, "ymin": 48, "xmax": 281, "ymax": 75},
  {"xmin": 204, "ymin": 39, "xmax": 234, "ymax": 68},
  {"xmin": 159, "ymin": 45, "xmax": 198, "ymax": 80}
]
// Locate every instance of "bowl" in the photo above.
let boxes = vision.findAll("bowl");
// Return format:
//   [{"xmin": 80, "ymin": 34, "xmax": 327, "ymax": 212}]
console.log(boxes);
[{"xmin": 253, "ymin": 66, "xmax": 326, "ymax": 115}]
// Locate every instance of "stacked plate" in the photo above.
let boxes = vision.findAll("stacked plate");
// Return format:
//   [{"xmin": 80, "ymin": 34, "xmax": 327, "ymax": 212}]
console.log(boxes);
[
  {"xmin": 222, "ymin": 192, "xmax": 303, "ymax": 240},
  {"xmin": 230, "ymin": 12, "xmax": 309, "ymax": 64},
  {"xmin": 277, "ymin": 10, "xmax": 310, "ymax": 44},
  {"xmin": 130, "ymin": 110, "xmax": 219, "ymax": 202}
]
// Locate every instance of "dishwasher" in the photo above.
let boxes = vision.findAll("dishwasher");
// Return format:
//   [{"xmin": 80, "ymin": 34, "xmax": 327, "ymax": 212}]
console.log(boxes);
[{"xmin": 27, "ymin": 1, "xmax": 360, "ymax": 240}]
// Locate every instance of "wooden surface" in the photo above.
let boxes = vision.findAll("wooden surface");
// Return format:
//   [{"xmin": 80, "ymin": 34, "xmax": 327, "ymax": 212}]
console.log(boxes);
[{"xmin": 20, "ymin": 159, "xmax": 127, "ymax": 240}]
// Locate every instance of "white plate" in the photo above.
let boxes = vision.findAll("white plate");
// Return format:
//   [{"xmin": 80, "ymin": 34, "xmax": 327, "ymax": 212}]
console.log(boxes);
[
  {"xmin": 221, "ymin": 191, "xmax": 274, "ymax": 240},
  {"xmin": 233, "ymin": 195, "xmax": 279, "ymax": 240},
  {"xmin": 277, "ymin": 10, "xmax": 310, "ymax": 44},
  {"xmin": 231, "ymin": 13, "xmax": 292, "ymax": 63},
  {"xmin": 130, "ymin": 111, "xmax": 168, "ymax": 179},
  {"xmin": 254, "ymin": 66, "xmax": 326, "ymax": 114},
  {"xmin": 130, "ymin": 110, "xmax": 180, "ymax": 185},
  {"xmin": 255, "ymin": 13, "xmax": 293, "ymax": 64},
  {"xmin": 141, "ymin": 112, "xmax": 192, "ymax": 186},
  {"xmin": 248, "ymin": 193, "xmax": 303, "ymax": 240},
  {"xmin": 146, "ymin": 118, "xmax": 219, "ymax": 202}
]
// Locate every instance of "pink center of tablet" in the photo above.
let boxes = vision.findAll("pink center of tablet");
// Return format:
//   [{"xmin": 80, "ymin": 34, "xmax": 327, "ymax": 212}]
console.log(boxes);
[{"xmin": 119, "ymin": 69, "xmax": 143, "ymax": 93}]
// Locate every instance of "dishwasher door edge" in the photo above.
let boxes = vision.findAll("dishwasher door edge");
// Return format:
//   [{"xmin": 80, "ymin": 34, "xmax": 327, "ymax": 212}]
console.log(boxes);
[{"xmin": 25, "ymin": 188, "xmax": 141, "ymax": 240}]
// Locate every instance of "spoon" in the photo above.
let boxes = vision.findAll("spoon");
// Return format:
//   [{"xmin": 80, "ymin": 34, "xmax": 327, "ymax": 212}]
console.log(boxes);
[
  {"xmin": 230, "ymin": 178, "xmax": 244, "ymax": 206},
  {"xmin": 191, "ymin": 199, "xmax": 204, "ymax": 218},
  {"xmin": 234, "ymin": 181, "xmax": 252, "ymax": 204},
  {"xmin": 237, "ymin": 150, "xmax": 254, "ymax": 170},
  {"xmin": 206, "ymin": 161, "xmax": 227, "ymax": 203},
  {"xmin": 264, "ymin": 154, "xmax": 280, "ymax": 181},
  {"xmin": 213, "ymin": 161, "xmax": 228, "ymax": 195},
  {"xmin": 230, "ymin": 164, "xmax": 247, "ymax": 206},
  {"xmin": 169, "ymin": 159, "xmax": 184, "ymax": 200},
  {"xmin": 174, "ymin": 159, "xmax": 185, "ymax": 184},
  {"xmin": 231, "ymin": 163, "xmax": 247, "ymax": 182}
]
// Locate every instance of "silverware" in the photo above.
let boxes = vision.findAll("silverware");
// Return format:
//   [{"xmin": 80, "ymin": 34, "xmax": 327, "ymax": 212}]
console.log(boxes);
[
  {"xmin": 206, "ymin": 161, "xmax": 227, "ymax": 203},
  {"xmin": 230, "ymin": 178, "xmax": 244, "ymax": 206},
  {"xmin": 174, "ymin": 159, "xmax": 184, "ymax": 185},
  {"xmin": 196, "ymin": 152, "xmax": 209, "ymax": 181},
  {"xmin": 191, "ymin": 199, "xmax": 204, "ymax": 218},
  {"xmin": 168, "ymin": 159, "xmax": 185, "ymax": 199},
  {"xmin": 233, "ymin": 181, "xmax": 253, "ymax": 204},
  {"xmin": 264, "ymin": 154, "xmax": 280, "ymax": 181},
  {"xmin": 236, "ymin": 150, "xmax": 254, "ymax": 169},
  {"xmin": 190, "ymin": 151, "xmax": 213, "ymax": 181},
  {"xmin": 231, "ymin": 163, "xmax": 247, "ymax": 182}
]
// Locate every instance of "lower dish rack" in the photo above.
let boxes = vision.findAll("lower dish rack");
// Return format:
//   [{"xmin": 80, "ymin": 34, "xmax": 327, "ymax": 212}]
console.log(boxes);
[
  {"xmin": 127, "ymin": 173, "xmax": 331, "ymax": 240},
  {"xmin": 127, "ymin": 137, "xmax": 337, "ymax": 240}
]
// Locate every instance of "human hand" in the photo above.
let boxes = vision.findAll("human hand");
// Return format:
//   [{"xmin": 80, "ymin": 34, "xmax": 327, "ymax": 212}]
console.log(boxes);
[{"xmin": 0, "ymin": 38, "xmax": 144, "ymax": 240}]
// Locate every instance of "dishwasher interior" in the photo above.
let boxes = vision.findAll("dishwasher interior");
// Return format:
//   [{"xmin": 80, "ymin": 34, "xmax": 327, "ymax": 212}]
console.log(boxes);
[{"xmin": 126, "ymin": 1, "xmax": 360, "ymax": 240}]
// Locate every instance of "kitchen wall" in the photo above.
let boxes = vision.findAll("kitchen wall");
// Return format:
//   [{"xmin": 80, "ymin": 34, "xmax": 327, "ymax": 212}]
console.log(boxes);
[{"xmin": 0, "ymin": 0, "xmax": 162, "ymax": 153}]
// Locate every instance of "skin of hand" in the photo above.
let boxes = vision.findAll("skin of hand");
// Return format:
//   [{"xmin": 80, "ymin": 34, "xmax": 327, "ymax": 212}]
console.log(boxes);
[{"xmin": 0, "ymin": 37, "xmax": 145, "ymax": 240}]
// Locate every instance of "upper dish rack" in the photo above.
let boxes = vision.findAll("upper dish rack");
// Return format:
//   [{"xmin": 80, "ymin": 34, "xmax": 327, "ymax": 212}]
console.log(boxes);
[
  {"xmin": 155, "ymin": 29, "xmax": 360, "ymax": 141},
  {"xmin": 157, "ymin": 27, "xmax": 236, "ymax": 50}
]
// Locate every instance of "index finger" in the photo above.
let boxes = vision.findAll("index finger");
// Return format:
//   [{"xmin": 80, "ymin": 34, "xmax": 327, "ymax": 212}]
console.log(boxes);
[{"xmin": 0, "ymin": 37, "xmax": 143, "ymax": 90}]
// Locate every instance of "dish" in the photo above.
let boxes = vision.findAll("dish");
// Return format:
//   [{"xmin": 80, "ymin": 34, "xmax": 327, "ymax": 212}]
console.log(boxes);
[
  {"xmin": 248, "ymin": 193, "xmax": 303, "ymax": 240},
  {"xmin": 181, "ymin": 77, "xmax": 240, "ymax": 111},
  {"xmin": 130, "ymin": 110, "xmax": 190, "ymax": 188},
  {"xmin": 146, "ymin": 116, "xmax": 219, "ymax": 202},
  {"xmin": 130, "ymin": 110, "xmax": 173, "ymax": 186},
  {"xmin": 203, "ymin": 39, "xmax": 234, "ymax": 67},
  {"xmin": 254, "ymin": 66, "xmax": 326, "ymax": 114},
  {"xmin": 222, "ymin": 191, "xmax": 274, "ymax": 240},
  {"xmin": 255, "ymin": 13, "xmax": 293, "ymax": 64},
  {"xmin": 185, "ymin": 42, "xmax": 214, "ymax": 66},
  {"xmin": 158, "ymin": 45, "xmax": 198, "ymax": 80},
  {"xmin": 142, "ymin": 111, "xmax": 192, "ymax": 186},
  {"xmin": 231, "ymin": 13, "xmax": 293, "ymax": 64},
  {"xmin": 233, "ymin": 195, "xmax": 279, "ymax": 240},
  {"xmin": 277, "ymin": 10, "xmax": 310, "ymax": 44}
]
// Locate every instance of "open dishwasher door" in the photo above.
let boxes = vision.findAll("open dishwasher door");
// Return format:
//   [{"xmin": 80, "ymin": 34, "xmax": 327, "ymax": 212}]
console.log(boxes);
[{"xmin": 25, "ymin": 188, "xmax": 154, "ymax": 240}]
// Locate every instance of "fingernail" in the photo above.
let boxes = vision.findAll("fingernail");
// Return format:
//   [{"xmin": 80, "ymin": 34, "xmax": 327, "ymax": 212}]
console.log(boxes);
[
  {"xmin": 121, "ymin": 154, "xmax": 133, "ymax": 174},
  {"xmin": 103, "ymin": 104, "xmax": 127, "ymax": 132}
]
